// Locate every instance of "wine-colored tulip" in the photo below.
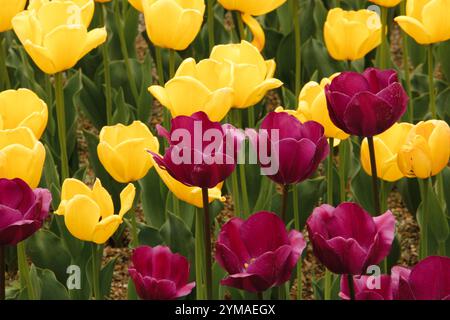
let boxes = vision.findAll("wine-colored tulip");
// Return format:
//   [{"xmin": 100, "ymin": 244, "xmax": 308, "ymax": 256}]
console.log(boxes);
[
  {"xmin": 150, "ymin": 111, "xmax": 240, "ymax": 189},
  {"xmin": 249, "ymin": 112, "xmax": 329, "ymax": 185},
  {"xmin": 340, "ymin": 274, "xmax": 394, "ymax": 300},
  {"xmin": 215, "ymin": 212, "xmax": 306, "ymax": 293},
  {"xmin": 306, "ymin": 202, "xmax": 396, "ymax": 275},
  {"xmin": 0, "ymin": 178, "xmax": 51, "ymax": 245},
  {"xmin": 129, "ymin": 245, "xmax": 195, "ymax": 300},
  {"xmin": 325, "ymin": 68, "xmax": 408, "ymax": 137}
]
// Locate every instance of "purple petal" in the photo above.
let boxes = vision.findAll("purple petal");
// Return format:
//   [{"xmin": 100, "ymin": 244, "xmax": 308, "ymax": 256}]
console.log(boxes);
[
  {"xmin": 408, "ymin": 256, "xmax": 450, "ymax": 300},
  {"xmin": 329, "ymin": 72, "xmax": 370, "ymax": 96},
  {"xmin": 141, "ymin": 277, "xmax": 177, "ymax": 300},
  {"xmin": 340, "ymin": 274, "xmax": 393, "ymax": 300},
  {"xmin": 150, "ymin": 246, "xmax": 173, "ymax": 280},
  {"xmin": 175, "ymin": 282, "xmax": 196, "ymax": 298},
  {"xmin": 221, "ymin": 273, "xmax": 271, "ymax": 293},
  {"xmin": 391, "ymin": 265, "xmax": 413, "ymax": 300},
  {"xmin": 0, "ymin": 178, "xmax": 35, "ymax": 213},
  {"xmin": 306, "ymin": 204, "xmax": 336, "ymax": 240},
  {"xmin": 298, "ymin": 121, "xmax": 326, "ymax": 144},
  {"xmin": 376, "ymin": 82, "xmax": 408, "ymax": 121},
  {"xmin": 0, "ymin": 220, "xmax": 41, "ymax": 246},
  {"xmin": 0, "ymin": 205, "xmax": 23, "ymax": 229},
  {"xmin": 131, "ymin": 246, "xmax": 154, "ymax": 277},
  {"xmin": 365, "ymin": 211, "xmax": 396, "ymax": 266},
  {"xmin": 325, "ymin": 90, "xmax": 351, "ymax": 134},
  {"xmin": 168, "ymin": 252, "xmax": 191, "ymax": 289},
  {"xmin": 217, "ymin": 218, "xmax": 250, "ymax": 265},
  {"xmin": 260, "ymin": 112, "xmax": 303, "ymax": 141},
  {"xmin": 215, "ymin": 243, "xmax": 244, "ymax": 275},
  {"xmin": 363, "ymin": 68, "xmax": 398, "ymax": 93}
]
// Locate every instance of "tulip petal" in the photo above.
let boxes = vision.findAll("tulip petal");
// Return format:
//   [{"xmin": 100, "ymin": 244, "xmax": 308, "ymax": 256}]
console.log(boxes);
[
  {"xmin": 408, "ymin": 256, "xmax": 450, "ymax": 300},
  {"xmin": 241, "ymin": 13, "xmax": 265, "ymax": 52},
  {"xmin": 97, "ymin": 142, "xmax": 128, "ymax": 183},
  {"xmin": 64, "ymin": 195, "xmax": 100, "ymax": 242},
  {"xmin": 23, "ymin": 41, "xmax": 57, "ymax": 74},
  {"xmin": 395, "ymin": 16, "xmax": 430, "ymax": 44},
  {"xmin": 92, "ymin": 179, "xmax": 114, "ymax": 219},
  {"xmin": 148, "ymin": 86, "xmax": 172, "ymax": 112},
  {"xmin": 422, "ymin": 0, "xmax": 450, "ymax": 43},
  {"xmin": 79, "ymin": 27, "xmax": 107, "ymax": 59},
  {"xmin": 91, "ymin": 215, "xmax": 122, "ymax": 244},
  {"xmin": 243, "ymin": 78, "xmax": 283, "ymax": 108},
  {"xmin": 217, "ymin": 217, "xmax": 250, "ymax": 265},
  {"xmin": 365, "ymin": 210, "xmax": 396, "ymax": 266},
  {"xmin": 221, "ymin": 272, "xmax": 271, "ymax": 293},
  {"xmin": 118, "ymin": 183, "xmax": 136, "ymax": 217},
  {"xmin": 215, "ymin": 243, "xmax": 245, "ymax": 275}
]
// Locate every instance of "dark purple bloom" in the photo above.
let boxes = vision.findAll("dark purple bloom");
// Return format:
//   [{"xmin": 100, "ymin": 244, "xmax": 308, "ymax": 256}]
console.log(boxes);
[
  {"xmin": 340, "ymin": 274, "xmax": 394, "ymax": 300},
  {"xmin": 128, "ymin": 245, "xmax": 195, "ymax": 300},
  {"xmin": 325, "ymin": 68, "xmax": 408, "ymax": 137},
  {"xmin": 215, "ymin": 211, "xmax": 306, "ymax": 293},
  {"xmin": 150, "ymin": 111, "xmax": 240, "ymax": 188},
  {"xmin": 306, "ymin": 202, "xmax": 395, "ymax": 275},
  {"xmin": 0, "ymin": 178, "xmax": 51, "ymax": 246},
  {"xmin": 392, "ymin": 256, "xmax": 450, "ymax": 300},
  {"xmin": 248, "ymin": 112, "xmax": 329, "ymax": 185}
]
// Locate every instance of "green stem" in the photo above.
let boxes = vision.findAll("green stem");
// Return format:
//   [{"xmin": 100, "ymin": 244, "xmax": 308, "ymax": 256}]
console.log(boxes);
[
  {"xmin": 239, "ymin": 165, "xmax": 250, "ymax": 217},
  {"xmin": 0, "ymin": 33, "xmax": 11, "ymax": 89},
  {"xmin": 292, "ymin": 0, "xmax": 301, "ymax": 97},
  {"xmin": 195, "ymin": 208, "xmax": 205, "ymax": 300},
  {"xmin": 155, "ymin": 46, "xmax": 165, "ymax": 86},
  {"xmin": 438, "ymin": 241, "xmax": 446, "ymax": 256},
  {"xmin": 400, "ymin": 1, "xmax": 413, "ymax": 123},
  {"xmin": 114, "ymin": 4, "xmax": 139, "ymax": 106},
  {"xmin": 231, "ymin": 170, "xmax": 241, "ymax": 217},
  {"xmin": 44, "ymin": 74, "xmax": 53, "ymax": 108},
  {"xmin": 338, "ymin": 140, "xmax": 347, "ymax": 203},
  {"xmin": 280, "ymin": 184, "xmax": 289, "ymax": 224},
  {"xmin": 367, "ymin": 137, "xmax": 381, "ymax": 215},
  {"xmin": 324, "ymin": 137, "xmax": 335, "ymax": 300},
  {"xmin": 91, "ymin": 244, "xmax": 101, "ymax": 300},
  {"xmin": 257, "ymin": 291, "xmax": 263, "ymax": 300},
  {"xmin": 236, "ymin": 12, "xmax": 246, "ymax": 41},
  {"xmin": 248, "ymin": 107, "xmax": 255, "ymax": 129},
  {"xmin": 347, "ymin": 274, "xmax": 355, "ymax": 300},
  {"xmin": 418, "ymin": 178, "xmax": 429, "ymax": 259},
  {"xmin": 427, "ymin": 45, "xmax": 436, "ymax": 118},
  {"xmin": 207, "ymin": 0, "xmax": 215, "ymax": 52},
  {"xmin": 379, "ymin": 6, "xmax": 389, "ymax": 69},
  {"xmin": 17, "ymin": 242, "xmax": 36, "ymax": 300},
  {"xmin": 201, "ymin": 188, "xmax": 213, "ymax": 300},
  {"xmin": 293, "ymin": 186, "xmax": 302, "ymax": 300},
  {"xmin": 0, "ymin": 245, "xmax": 5, "ymax": 300},
  {"xmin": 168, "ymin": 49, "xmax": 175, "ymax": 79},
  {"xmin": 55, "ymin": 72, "xmax": 69, "ymax": 181},
  {"xmin": 100, "ymin": 4, "xmax": 113, "ymax": 125},
  {"xmin": 324, "ymin": 270, "xmax": 332, "ymax": 300},
  {"xmin": 130, "ymin": 207, "xmax": 139, "ymax": 247}
]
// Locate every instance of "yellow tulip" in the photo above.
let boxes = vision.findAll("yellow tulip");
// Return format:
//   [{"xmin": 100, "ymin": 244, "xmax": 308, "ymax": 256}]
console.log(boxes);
[
  {"xmin": 150, "ymin": 155, "xmax": 225, "ymax": 208},
  {"xmin": 324, "ymin": 8, "xmax": 382, "ymax": 61},
  {"xmin": 27, "ymin": 0, "xmax": 95, "ymax": 25},
  {"xmin": 0, "ymin": 0, "xmax": 27, "ymax": 32},
  {"xmin": 361, "ymin": 122, "xmax": 413, "ymax": 182},
  {"xmin": 369, "ymin": 0, "xmax": 402, "ymax": 7},
  {"xmin": 210, "ymin": 41, "xmax": 283, "ymax": 108},
  {"xmin": 275, "ymin": 74, "xmax": 349, "ymax": 142},
  {"xmin": 12, "ymin": 0, "xmax": 106, "ymax": 74},
  {"xmin": 395, "ymin": 0, "xmax": 450, "ymax": 44},
  {"xmin": 55, "ymin": 178, "xmax": 136, "ymax": 244},
  {"xmin": 128, "ymin": 0, "xmax": 144, "ymax": 12},
  {"xmin": 0, "ymin": 127, "xmax": 45, "ymax": 188},
  {"xmin": 98, "ymin": 121, "xmax": 160, "ymax": 183},
  {"xmin": 95, "ymin": 0, "xmax": 111, "ymax": 2},
  {"xmin": 149, "ymin": 58, "xmax": 234, "ymax": 121},
  {"xmin": 398, "ymin": 120, "xmax": 450, "ymax": 179},
  {"xmin": 0, "ymin": 89, "xmax": 48, "ymax": 139},
  {"xmin": 241, "ymin": 13, "xmax": 265, "ymax": 52},
  {"xmin": 141, "ymin": 0, "xmax": 205, "ymax": 50},
  {"xmin": 218, "ymin": 0, "xmax": 286, "ymax": 16}
]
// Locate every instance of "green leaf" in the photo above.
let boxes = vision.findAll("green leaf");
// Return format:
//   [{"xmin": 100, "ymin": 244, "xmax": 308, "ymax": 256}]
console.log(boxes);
[
  {"xmin": 100, "ymin": 258, "xmax": 116, "ymax": 299},
  {"xmin": 426, "ymin": 181, "xmax": 449, "ymax": 243},
  {"xmin": 139, "ymin": 169, "xmax": 168, "ymax": 228},
  {"xmin": 160, "ymin": 212, "xmax": 195, "ymax": 260},
  {"xmin": 30, "ymin": 266, "xmax": 70, "ymax": 300},
  {"xmin": 138, "ymin": 225, "xmax": 163, "ymax": 246}
]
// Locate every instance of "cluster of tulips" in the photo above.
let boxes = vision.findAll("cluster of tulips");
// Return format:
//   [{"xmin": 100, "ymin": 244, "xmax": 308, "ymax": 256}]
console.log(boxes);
[{"xmin": 0, "ymin": 0, "xmax": 449, "ymax": 301}]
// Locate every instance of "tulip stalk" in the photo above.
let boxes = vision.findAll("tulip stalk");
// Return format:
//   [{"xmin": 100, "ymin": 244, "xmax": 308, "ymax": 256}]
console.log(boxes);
[
  {"xmin": 17, "ymin": 241, "xmax": 36, "ymax": 300},
  {"xmin": 201, "ymin": 188, "xmax": 213, "ymax": 300},
  {"xmin": 195, "ymin": 208, "xmax": 205, "ymax": 299},
  {"xmin": 427, "ymin": 45, "xmax": 436, "ymax": 118},
  {"xmin": 400, "ymin": 1, "xmax": 413, "ymax": 123},
  {"xmin": 338, "ymin": 140, "xmax": 347, "ymax": 203},
  {"xmin": 292, "ymin": 0, "xmax": 301, "ymax": 96},
  {"xmin": 347, "ymin": 275, "xmax": 355, "ymax": 300},
  {"xmin": 155, "ymin": 47, "xmax": 165, "ymax": 86},
  {"xmin": 324, "ymin": 138, "xmax": 334, "ymax": 300},
  {"xmin": 418, "ymin": 178, "xmax": 429, "ymax": 259},
  {"xmin": 55, "ymin": 72, "xmax": 70, "ymax": 180},
  {"xmin": 99, "ymin": 4, "xmax": 113, "ymax": 125},
  {"xmin": 293, "ymin": 185, "xmax": 302, "ymax": 300},
  {"xmin": 378, "ymin": 6, "xmax": 389, "ymax": 69},
  {"xmin": 207, "ymin": 0, "xmax": 215, "ymax": 52},
  {"xmin": 0, "ymin": 245, "xmax": 4, "ymax": 300},
  {"xmin": 280, "ymin": 184, "xmax": 289, "ymax": 223},
  {"xmin": 0, "ymin": 32, "xmax": 10, "ymax": 89},
  {"xmin": 367, "ymin": 137, "xmax": 381, "ymax": 215},
  {"xmin": 91, "ymin": 243, "xmax": 102, "ymax": 300}
]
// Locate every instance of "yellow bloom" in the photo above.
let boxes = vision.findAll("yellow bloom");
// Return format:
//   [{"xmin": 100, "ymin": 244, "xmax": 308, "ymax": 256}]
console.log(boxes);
[
  {"xmin": 218, "ymin": 0, "xmax": 286, "ymax": 16},
  {"xmin": 141, "ymin": 0, "xmax": 205, "ymax": 50},
  {"xmin": 210, "ymin": 41, "xmax": 283, "ymax": 109},
  {"xmin": 369, "ymin": 0, "xmax": 402, "ymax": 7},
  {"xmin": 398, "ymin": 120, "xmax": 450, "ymax": 178},
  {"xmin": 95, "ymin": 0, "xmax": 111, "ymax": 2},
  {"xmin": 241, "ymin": 13, "xmax": 265, "ymax": 52},
  {"xmin": 150, "ymin": 156, "xmax": 225, "ymax": 208},
  {"xmin": 276, "ymin": 74, "xmax": 349, "ymax": 142},
  {"xmin": 395, "ymin": 0, "xmax": 450, "ymax": 44},
  {"xmin": 98, "ymin": 121, "xmax": 160, "ymax": 183},
  {"xmin": 0, "ymin": 0, "xmax": 27, "ymax": 32},
  {"xmin": 0, "ymin": 89, "xmax": 48, "ymax": 139},
  {"xmin": 149, "ymin": 58, "xmax": 234, "ymax": 121},
  {"xmin": 324, "ymin": 8, "xmax": 382, "ymax": 61},
  {"xmin": 12, "ymin": 0, "xmax": 106, "ymax": 74},
  {"xmin": 361, "ymin": 122, "xmax": 413, "ymax": 182},
  {"xmin": 0, "ymin": 127, "xmax": 45, "ymax": 188},
  {"xmin": 128, "ymin": 0, "xmax": 144, "ymax": 11},
  {"xmin": 55, "ymin": 178, "xmax": 136, "ymax": 244}
]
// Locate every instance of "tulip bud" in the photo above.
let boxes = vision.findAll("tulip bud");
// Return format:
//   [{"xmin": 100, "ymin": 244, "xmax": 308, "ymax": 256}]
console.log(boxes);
[
  {"xmin": 98, "ymin": 121, "xmax": 160, "ymax": 183},
  {"xmin": 0, "ymin": 127, "xmax": 45, "ymax": 188},
  {"xmin": 0, "ymin": 0, "xmax": 27, "ymax": 32},
  {"xmin": 0, "ymin": 88, "xmax": 48, "ymax": 139},
  {"xmin": 324, "ymin": 8, "xmax": 382, "ymax": 61}
]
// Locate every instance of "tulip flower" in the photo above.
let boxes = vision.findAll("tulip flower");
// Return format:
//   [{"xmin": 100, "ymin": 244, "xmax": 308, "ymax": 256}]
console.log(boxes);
[
  {"xmin": 369, "ymin": 0, "xmax": 402, "ymax": 6},
  {"xmin": 218, "ymin": 0, "xmax": 286, "ymax": 15},
  {"xmin": 0, "ymin": 178, "xmax": 51, "ymax": 246},
  {"xmin": 397, "ymin": 120, "xmax": 450, "ymax": 179},
  {"xmin": 249, "ymin": 112, "xmax": 329, "ymax": 186},
  {"xmin": 325, "ymin": 68, "xmax": 408, "ymax": 138},
  {"xmin": 149, "ymin": 58, "xmax": 234, "ymax": 122},
  {"xmin": 0, "ymin": 88, "xmax": 48, "ymax": 139},
  {"xmin": 324, "ymin": 8, "xmax": 382, "ymax": 61},
  {"xmin": 129, "ymin": 245, "xmax": 195, "ymax": 300},
  {"xmin": 340, "ymin": 274, "xmax": 394, "ymax": 300},
  {"xmin": 210, "ymin": 41, "xmax": 283, "ymax": 108},
  {"xmin": 0, "ymin": 127, "xmax": 45, "ymax": 188},
  {"xmin": 392, "ymin": 256, "xmax": 450, "ymax": 300},
  {"xmin": 98, "ymin": 121, "xmax": 160, "ymax": 183},
  {"xmin": 307, "ymin": 202, "xmax": 396, "ymax": 275},
  {"xmin": 215, "ymin": 211, "xmax": 306, "ymax": 293},
  {"xmin": 55, "ymin": 178, "xmax": 135, "ymax": 244},
  {"xmin": 134, "ymin": 0, "xmax": 205, "ymax": 50},
  {"xmin": 276, "ymin": 74, "xmax": 349, "ymax": 142},
  {"xmin": 361, "ymin": 122, "xmax": 413, "ymax": 182},
  {"xmin": 395, "ymin": 0, "xmax": 450, "ymax": 44},
  {"xmin": 12, "ymin": 0, "xmax": 106, "ymax": 74},
  {"xmin": 0, "ymin": 0, "xmax": 27, "ymax": 32}
]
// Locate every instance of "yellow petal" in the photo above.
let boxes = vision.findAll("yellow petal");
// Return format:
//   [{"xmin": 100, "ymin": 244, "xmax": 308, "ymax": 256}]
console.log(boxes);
[
  {"xmin": 118, "ymin": 183, "xmax": 136, "ymax": 217},
  {"xmin": 114, "ymin": 139, "xmax": 154, "ymax": 181},
  {"xmin": 202, "ymin": 88, "xmax": 234, "ymax": 121},
  {"xmin": 242, "ymin": 78, "xmax": 283, "ymax": 108},
  {"xmin": 92, "ymin": 215, "xmax": 122, "ymax": 244},
  {"xmin": 421, "ymin": 0, "xmax": 450, "ymax": 43},
  {"xmin": 218, "ymin": 0, "xmax": 286, "ymax": 16},
  {"xmin": 128, "ymin": 0, "xmax": 144, "ymax": 12},
  {"xmin": 241, "ymin": 13, "xmax": 265, "ymax": 52},
  {"xmin": 97, "ymin": 141, "xmax": 128, "ymax": 183},
  {"xmin": 427, "ymin": 120, "xmax": 450, "ymax": 175},
  {"xmin": 11, "ymin": 10, "xmax": 42, "ymax": 44},
  {"xmin": 0, "ymin": 0, "xmax": 27, "ymax": 32},
  {"xmin": 368, "ymin": 0, "xmax": 402, "ymax": 7},
  {"xmin": 395, "ymin": 16, "xmax": 431, "ymax": 44},
  {"xmin": 148, "ymin": 85, "xmax": 172, "ymax": 111},
  {"xmin": 56, "ymin": 178, "xmax": 92, "ymax": 216},
  {"xmin": 92, "ymin": 179, "xmax": 114, "ymax": 219},
  {"xmin": 64, "ymin": 195, "xmax": 100, "ymax": 242},
  {"xmin": 79, "ymin": 27, "xmax": 107, "ymax": 60},
  {"xmin": 398, "ymin": 136, "xmax": 433, "ymax": 178},
  {"xmin": 23, "ymin": 40, "xmax": 57, "ymax": 74}
]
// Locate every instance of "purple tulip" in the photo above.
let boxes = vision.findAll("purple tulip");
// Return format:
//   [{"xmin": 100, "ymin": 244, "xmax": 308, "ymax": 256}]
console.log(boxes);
[
  {"xmin": 325, "ymin": 68, "xmax": 408, "ymax": 137},
  {"xmin": 392, "ymin": 256, "xmax": 450, "ymax": 300},
  {"xmin": 150, "ymin": 111, "xmax": 241, "ymax": 189},
  {"xmin": 0, "ymin": 178, "xmax": 51, "ymax": 246},
  {"xmin": 248, "ymin": 112, "xmax": 329, "ymax": 185},
  {"xmin": 215, "ymin": 211, "xmax": 306, "ymax": 293},
  {"xmin": 340, "ymin": 274, "xmax": 394, "ymax": 300},
  {"xmin": 306, "ymin": 202, "xmax": 395, "ymax": 275},
  {"xmin": 128, "ymin": 246, "xmax": 195, "ymax": 300}
]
